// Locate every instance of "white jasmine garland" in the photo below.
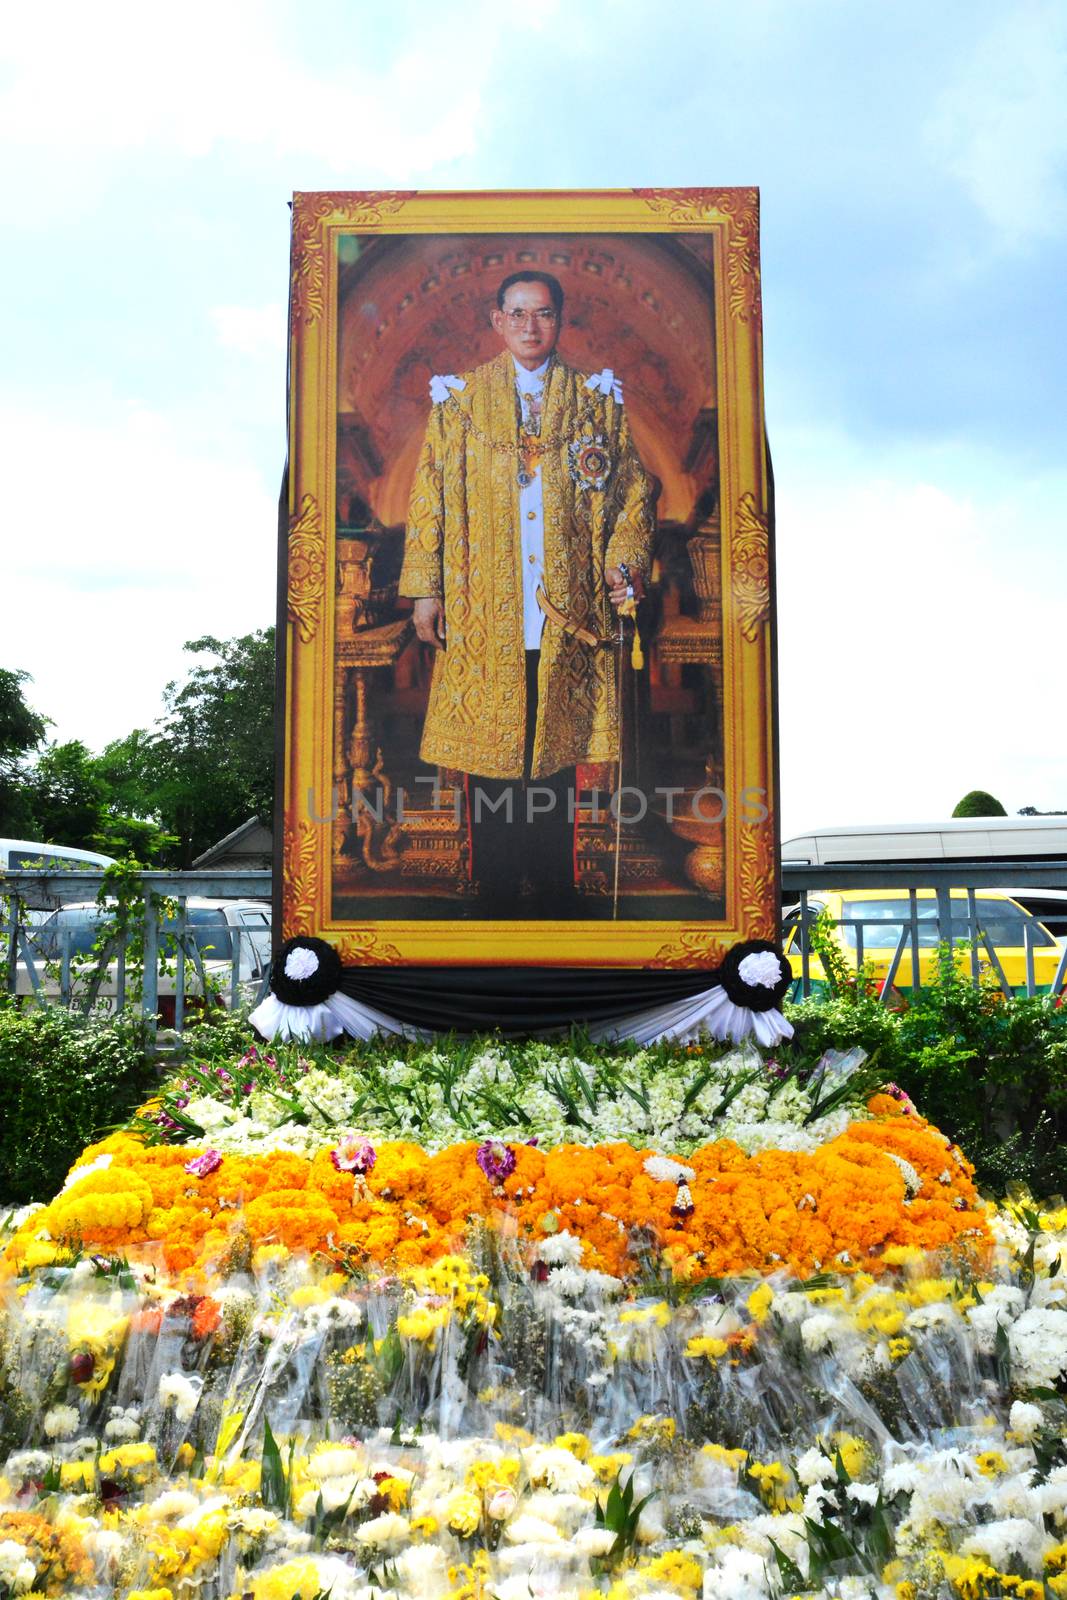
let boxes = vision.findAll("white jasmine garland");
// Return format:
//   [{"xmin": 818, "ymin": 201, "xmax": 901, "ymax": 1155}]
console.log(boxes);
[{"xmin": 642, "ymin": 1155, "xmax": 695, "ymax": 1184}]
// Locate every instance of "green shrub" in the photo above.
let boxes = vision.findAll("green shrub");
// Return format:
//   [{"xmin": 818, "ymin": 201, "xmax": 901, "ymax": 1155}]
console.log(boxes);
[
  {"xmin": 0, "ymin": 1000, "xmax": 156, "ymax": 1204},
  {"xmin": 789, "ymin": 950, "xmax": 1067, "ymax": 1196}
]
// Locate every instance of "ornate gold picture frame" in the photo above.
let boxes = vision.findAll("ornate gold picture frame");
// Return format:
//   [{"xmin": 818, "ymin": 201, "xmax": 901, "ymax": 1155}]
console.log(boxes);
[{"xmin": 281, "ymin": 189, "xmax": 777, "ymax": 967}]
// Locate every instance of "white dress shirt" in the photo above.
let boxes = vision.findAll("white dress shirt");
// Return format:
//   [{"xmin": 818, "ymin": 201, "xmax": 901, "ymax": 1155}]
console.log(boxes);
[{"xmin": 514, "ymin": 356, "xmax": 549, "ymax": 649}]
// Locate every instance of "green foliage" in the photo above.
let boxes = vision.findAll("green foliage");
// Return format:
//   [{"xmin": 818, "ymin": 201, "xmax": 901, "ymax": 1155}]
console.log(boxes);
[
  {"xmin": 952, "ymin": 789, "xmax": 1007, "ymax": 817},
  {"xmin": 0, "ymin": 1000, "xmax": 155, "ymax": 1202},
  {"xmin": 19, "ymin": 740, "xmax": 107, "ymax": 848},
  {"xmin": 594, "ymin": 1470, "xmax": 654, "ymax": 1566},
  {"xmin": 98, "ymin": 630, "xmax": 275, "ymax": 866},
  {"xmin": 790, "ymin": 948, "xmax": 1067, "ymax": 1196},
  {"xmin": 0, "ymin": 667, "xmax": 49, "ymax": 835}
]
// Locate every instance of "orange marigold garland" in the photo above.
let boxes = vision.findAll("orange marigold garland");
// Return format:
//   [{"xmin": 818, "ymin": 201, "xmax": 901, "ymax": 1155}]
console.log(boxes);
[{"xmin": 2, "ymin": 1108, "xmax": 987, "ymax": 1284}]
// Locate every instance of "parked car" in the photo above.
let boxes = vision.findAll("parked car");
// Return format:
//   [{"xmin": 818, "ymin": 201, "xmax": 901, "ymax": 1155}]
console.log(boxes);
[
  {"xmin": 15, "ymin": 898, "xmax": 273, "ymax": 1024},
  {"xmin": 782, "ymin": 888, "xmax": 1066, "ymax": 997}
]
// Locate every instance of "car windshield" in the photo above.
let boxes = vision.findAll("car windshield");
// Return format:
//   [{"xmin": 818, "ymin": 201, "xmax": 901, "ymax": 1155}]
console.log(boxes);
[
  {"xmin": 835, "ymin": 898, "xmax": 1054, "ymax": 950},
  {"xmin": 33, "ymin": 906, "xmax": 235, "ymax": 962},
  {"xmin": 33, "ymin": 908, "xmax": 101, "ymax": 958}
]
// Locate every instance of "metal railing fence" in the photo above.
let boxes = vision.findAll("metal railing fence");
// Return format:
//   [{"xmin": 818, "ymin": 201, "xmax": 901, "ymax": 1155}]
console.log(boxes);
[
  {"xmin": 1, "ymin": 869, "xmax": 273, "ymax": 1032},
  {"xmin": 782, "ymin": 859, "xmax": 1067, "ymax": 1003},
  {"xmin": 3, "ymin": 861, "xmax": 1067, "ymax": 1026}
]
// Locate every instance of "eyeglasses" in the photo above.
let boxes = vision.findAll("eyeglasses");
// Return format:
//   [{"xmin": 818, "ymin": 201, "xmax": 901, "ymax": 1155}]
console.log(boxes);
[{"xmin": 503, "ymin": 308, "xmax": 558, "ymax": 327}]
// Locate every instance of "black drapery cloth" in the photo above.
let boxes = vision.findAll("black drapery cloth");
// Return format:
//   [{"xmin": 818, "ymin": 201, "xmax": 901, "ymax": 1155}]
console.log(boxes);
[{"xmin": 337, "ymin": 966, "xmax": 716, "ymax": 1037}]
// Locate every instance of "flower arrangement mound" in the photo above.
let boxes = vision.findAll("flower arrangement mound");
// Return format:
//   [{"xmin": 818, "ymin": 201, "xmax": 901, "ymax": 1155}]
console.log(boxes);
[
  {"xmin": 5, "ymin": 1100, "xmax": 984, "ymax": 1285},
  {"xmin": 0, "ymin": 1037, "xmax": 1064, "ymax": 1600}
]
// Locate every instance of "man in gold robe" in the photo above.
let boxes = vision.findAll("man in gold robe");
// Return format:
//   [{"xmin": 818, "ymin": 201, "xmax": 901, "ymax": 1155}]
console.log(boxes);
[{"xmin": 398, "ymin": 270, "xmax": 654, "ymax": 912}]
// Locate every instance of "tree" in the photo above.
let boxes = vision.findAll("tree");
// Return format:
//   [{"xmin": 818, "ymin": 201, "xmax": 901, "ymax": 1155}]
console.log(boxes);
[
  {"xmin": 952, "ymin": 790, "xmax": 1007, "ymax": 818},
  {"xmin": 20, "ymin": 740, "xmax": 105, "ymax": 847},
  {"xmin": 0, "ymin": 668, "xmax": 49, "ymax": 835},
  {"xmin": 98, "ymin": 630, "xmax": 275, "ymax": 866}
]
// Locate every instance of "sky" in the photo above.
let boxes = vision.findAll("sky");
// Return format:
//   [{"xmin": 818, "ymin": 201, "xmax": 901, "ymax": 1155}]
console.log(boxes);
[{"xmin": 2, "ymin": 0, "xmax": 1065, "ymax": 841}]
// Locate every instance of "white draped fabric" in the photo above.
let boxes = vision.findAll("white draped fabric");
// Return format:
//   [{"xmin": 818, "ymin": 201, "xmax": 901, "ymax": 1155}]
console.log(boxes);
[{"xmin": 250, "ymin": 987, "xmax": 792, "ymax": 1048}]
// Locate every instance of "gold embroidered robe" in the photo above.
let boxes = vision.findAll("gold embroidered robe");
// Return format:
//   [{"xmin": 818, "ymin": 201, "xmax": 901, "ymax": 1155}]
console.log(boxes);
[{"xmin": 398, "ymin": 351, "xmax": 654, "ymax": 780}]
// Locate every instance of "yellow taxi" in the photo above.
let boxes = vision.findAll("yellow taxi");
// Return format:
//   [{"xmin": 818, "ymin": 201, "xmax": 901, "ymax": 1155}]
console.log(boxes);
[{"xmin": 782, "ymin": 888, "xmax": 1066, "ymax": 997}]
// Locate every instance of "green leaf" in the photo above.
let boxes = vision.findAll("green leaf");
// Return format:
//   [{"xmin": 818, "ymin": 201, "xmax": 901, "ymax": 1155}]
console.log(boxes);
[
  {"xmin": 767, "ymin": 1537, "xmax": 807, "ymax": 1593},
  {"xmin": 260, "ymin": 1416, "xmax": 288, "ymax": 1513}
]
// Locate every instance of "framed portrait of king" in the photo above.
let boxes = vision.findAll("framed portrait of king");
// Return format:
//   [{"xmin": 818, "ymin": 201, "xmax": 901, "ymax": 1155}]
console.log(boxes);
[{"xmin": 280, "ymin": 188, "xmax": 778, "ymax": 968}]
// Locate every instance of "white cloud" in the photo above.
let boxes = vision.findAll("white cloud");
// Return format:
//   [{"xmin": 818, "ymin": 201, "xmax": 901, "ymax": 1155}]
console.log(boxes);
[
  {"xmin": 0, "ymin": 0, "xmax": 525, "ymax": 215},
  {"xmin": 775, "ymin": 430, "xmax": 1067, "ymax": 837},
  {"xmin": 211, "ymin": 304, "xmax": 288, "ymax": 358},
  {"xmin": 3, "ymin": 401, "xmax": 276, "ymax": 750},
  {"xmin": 924, "ymin": 2, "xmax": 1067, "ymax": 245}
]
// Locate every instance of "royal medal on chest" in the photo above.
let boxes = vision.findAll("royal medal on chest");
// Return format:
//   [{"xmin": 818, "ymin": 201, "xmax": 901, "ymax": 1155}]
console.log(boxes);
[{"xmin": 568, "ymin": 432, "xmax": 612, "ymax": 491}]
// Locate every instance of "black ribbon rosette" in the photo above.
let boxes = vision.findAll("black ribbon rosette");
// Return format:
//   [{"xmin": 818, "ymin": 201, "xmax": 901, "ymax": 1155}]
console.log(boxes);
[
  {"xmin": 713, "ymin": 940, "xmax": 793, "ymax": 1012},
  {"xmin": 268, "ymin": 936, "xmax": 343, "ymax": 1008}
]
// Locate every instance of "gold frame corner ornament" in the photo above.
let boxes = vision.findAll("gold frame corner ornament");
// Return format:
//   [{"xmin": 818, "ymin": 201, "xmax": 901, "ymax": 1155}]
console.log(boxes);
[
  {"xmin": 283, "ymin": 819, "xmax": 320, "ymax": 938},
  {"xmin": 283, "ymin": 188, "xmax": 777, "ymax": 967},
  {"xmin": 291, "ymin": 190, "xmax": 417, "ymax": 330},
  {"xmin": 649, "ymin": 930, "xmax": 729, "ymax": 970},
  {"xmin": 287, "ymin": 494, "xmax": 326, "ymax": 646},
  {"xmin": 633, "ymin": 186, "xmax": 761, "ymax": 324},
  {"xmin": 732, "ymin": 491, "xmax": 771, "ymax": 644}
]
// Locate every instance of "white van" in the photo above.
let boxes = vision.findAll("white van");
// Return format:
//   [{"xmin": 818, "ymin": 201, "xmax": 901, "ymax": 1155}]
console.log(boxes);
[
  {"xmin": 0, "ymin": 839, "xmax": 116, "ymax": 910},
  {"xmin": 781, "ymin": 817, "xmax": 1067, "ymax": 866},
  {"xmin": 781, "ymin": 818, "xmax": 1067, "ymax": 940}
]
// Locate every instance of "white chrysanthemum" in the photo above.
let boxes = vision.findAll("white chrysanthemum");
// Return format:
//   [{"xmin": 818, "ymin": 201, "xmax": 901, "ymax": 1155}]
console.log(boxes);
[
  {"xmin": 1009, "ymin": 1306, "xmax": 1067, "ymax": 1388},
  {"xmin": 227, "ymin": 1506, "xmax": 281, "ymax": 1539},
  {"xmin": 306, "ymin": 1445, "xmax": 367, "ymax": 1482},
  {"xmin": 710, "ymin": 1543, "xmax": 768, "ymax": 1597},
  {"xmin": 546, "ymin": 1265, "xmax": 589, "ymax": 1300},
  {"xmin": 503, "ymin": 1513, "xmax": 564, "ymax": 1545},
  {"xmin": 796, "ymin": 1446, "xmax": 837, "ymax": 1486},
  {"xmin": 1009, "ymin": 1400, "xmax": 1044, "ymax": 1442},
  {"xmin": 959, "ymin": 1516, "xmax": 1051, "ymax": 1572},
  {"xmin": 523, "ymin": 1445, "xmax": 595, "ymax": 1494},
  {"xmin": 573, "ymin": 1526, "xmax": 616, "ymax": 1555},
  {"xmin": 0, "ymin": 1542, "xmax": 35, "ymax": 1595},
  {"xmin": 394, "ymin": 1544, "xmax": 448, "ymax": 1585},
  {"xmin": 144, "ymin": 1489, "xmax": 200, "ymax": 1521},
  {"xmin": 537, "ymin": 1229, "xmax": 584, "ymax": 1266},
  {"xmin": 3, "ymin": 1451, "xmax": 49, "ymax": 1482},
  {"xmin": 355, "ymin": 1512, "xmax": 409, "ymax": 1546},
  {"xmin": 42, "ymin": 1404, "xmax": 80, "ymax": 1440},
  {"xmin": 103, "ymin": 1405, "xmax": 140, "ymax": 1440},
  {"xmin": 800, "ymin": 1313, "xmax": 840, "ymax": 1352},
  {"xmin": 158, "ymin": 1371, "xmax": 203, "ymax": 1422}
]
